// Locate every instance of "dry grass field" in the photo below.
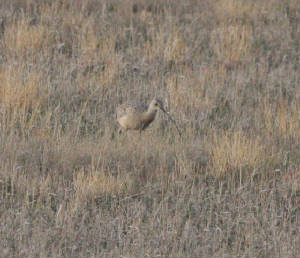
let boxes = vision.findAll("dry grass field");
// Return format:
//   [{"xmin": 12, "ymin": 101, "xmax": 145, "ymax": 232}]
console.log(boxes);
[{"xmin": 0, "ymin": 0, "xmax": 299, "ymax": 257}]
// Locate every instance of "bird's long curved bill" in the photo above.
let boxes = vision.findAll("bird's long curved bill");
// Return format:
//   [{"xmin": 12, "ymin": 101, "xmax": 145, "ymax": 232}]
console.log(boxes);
[{"xmin": 160, "ymin": 107, "xmax": 182, "ymax": 137}]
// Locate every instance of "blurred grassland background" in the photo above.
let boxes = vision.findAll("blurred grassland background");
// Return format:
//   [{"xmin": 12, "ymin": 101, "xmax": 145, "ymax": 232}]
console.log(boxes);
[{"xmin": 0, "ymin": 0, "xmax": 299, "ymax": 257}]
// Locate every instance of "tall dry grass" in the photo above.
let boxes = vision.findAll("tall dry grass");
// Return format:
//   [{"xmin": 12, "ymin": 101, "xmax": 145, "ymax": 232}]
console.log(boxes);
[{"xmin": 0, "ymin": 0, "xmax": 299, "ymax": 257}]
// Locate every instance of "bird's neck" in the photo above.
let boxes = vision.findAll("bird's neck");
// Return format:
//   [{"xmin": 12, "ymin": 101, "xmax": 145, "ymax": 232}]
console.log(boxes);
[
  {"xmin": 147, "ymin": 108, "xmax": 157, "ymax": 115},
  {"xmin": 144, "ymin": 109, "xmax": 157, "ymax": 120}
]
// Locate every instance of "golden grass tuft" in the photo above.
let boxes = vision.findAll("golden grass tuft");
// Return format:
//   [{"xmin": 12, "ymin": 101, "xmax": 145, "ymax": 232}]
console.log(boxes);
[
  {"xmin": 73, "ymin": 169, "xmax": 128, "ymax": 203},
  {"xmin": 277, "ymin": 99, "xmax": 300, "ymax": 139},
  {"xmin": 166, "ymin": 71, "xmax": 207, "ymax": 114},
  {"xmin": 164, "ymin": 30, "xmax": 187, "ymax": 65},
  {"xmin": 210, "ymin": 130, "xmax": 264, "ymax": 178},
  {"xmin": 0, "ymin": 67, "xmax": 46, "ymax": 132},
  {"xmin": 210, "ymin": 24, "xmax": 253, "ymax": 66},
  {"xmin": 78, "ymin": 25, "xmax": 119, "ymax": 87},
  {"xmin": 79, "ymin": 23, "xmax": 100, "ymax": 62},
  {"xmin": 4, "ymin": 16, "xmax": 55, "ymax": 58},
  {"xmin": 262, "ymin": 97, "xmax": 300, "ymax": 140},
  {"xmin": 144, "ymin": 29, "xmax": 187, "ymax": 66},
  {"xmin": 214, "ymin": 0, "xmax": 257, "ymax": 23}
]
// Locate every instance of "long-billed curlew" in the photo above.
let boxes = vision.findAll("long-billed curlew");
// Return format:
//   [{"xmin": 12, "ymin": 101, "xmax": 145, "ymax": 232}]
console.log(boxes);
[{"xmin": 116, "ymin": 98, "xmax": 181, "ymax": 136}]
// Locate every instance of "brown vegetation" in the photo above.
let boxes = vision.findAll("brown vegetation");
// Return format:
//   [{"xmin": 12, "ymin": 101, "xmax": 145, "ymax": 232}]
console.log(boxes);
[{"xmin": 0, "ymin": 0, "xmax": 299, "ymax": 257}]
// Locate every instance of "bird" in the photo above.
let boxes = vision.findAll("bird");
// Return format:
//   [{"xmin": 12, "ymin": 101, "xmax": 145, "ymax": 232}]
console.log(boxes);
[{"xmin": 116, "ymin": 98, "xmax": 181, "ymax": 136}]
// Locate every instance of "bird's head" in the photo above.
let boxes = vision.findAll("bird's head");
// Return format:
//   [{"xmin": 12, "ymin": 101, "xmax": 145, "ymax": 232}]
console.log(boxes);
[{"xmin": 149, "ymin": 98, "xmax": 166, "ymax": 113}]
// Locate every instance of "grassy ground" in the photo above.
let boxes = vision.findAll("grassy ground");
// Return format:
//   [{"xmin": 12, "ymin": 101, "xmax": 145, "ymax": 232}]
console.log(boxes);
[{"xmin": 0, "ymin": 0, "xmax": 299, "ymax": 257}]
